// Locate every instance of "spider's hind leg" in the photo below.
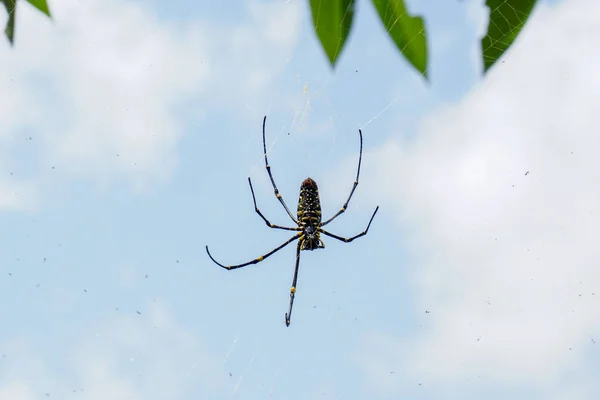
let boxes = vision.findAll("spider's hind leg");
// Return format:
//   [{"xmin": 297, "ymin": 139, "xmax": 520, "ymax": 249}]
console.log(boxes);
[
  {"xmin": 206, "ymin": 233, "xmax": 301, "ymax": 270},
  {"xmin": 285, "ymin": 241, "xmax": 302, "ymax": 327}
]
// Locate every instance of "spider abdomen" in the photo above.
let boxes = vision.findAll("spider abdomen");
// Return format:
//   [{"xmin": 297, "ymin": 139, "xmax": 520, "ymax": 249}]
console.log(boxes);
[
  {"xmin": 298, "ymin": 177, "xmax": 323, "ymax": 250},
  {"xmin": 298, "ymin": 177, "xmax": 322, "ymax": 223}
]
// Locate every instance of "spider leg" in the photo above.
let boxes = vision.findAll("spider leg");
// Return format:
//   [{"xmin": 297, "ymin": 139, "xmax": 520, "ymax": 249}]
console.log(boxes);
[
  {"xmin": 285, "ymin": 241, "xmax": 302, "ymax": 327},
  {"xmin": 248, "ymin": 177, "xmax": 301, "ymax": 231},
  {"xmin": 206, "ymin": 233, "xmax": 302, "ymax": 270},
  {"xmin": 319, "ymin": 206, "xmax": 379, "ymax": 243},
  {"xmin": 321, "ymin": 128, "xmax": 363, "ymax": 227},
  {"xmin": 262, "ymin": 116, "xmax": 298, "ymax": 224}
]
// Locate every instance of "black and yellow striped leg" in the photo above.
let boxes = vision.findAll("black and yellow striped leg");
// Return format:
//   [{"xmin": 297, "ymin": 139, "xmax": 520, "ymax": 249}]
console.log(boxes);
[
  {"xmin": 285, "ymin": 241, "xmax": 302, "ymax": 327},
  {"xmin": 248, "ymin": 177, "xmax": 301, "ymax": 231},
  {"xmin": 320, "ymin": 206, "xmax": 379, "ymax": 243},
  {"xmin": 262, "ymin": 116, "xmax": 298, "ymax": 224},
  {"xmin": 206, "ymin": 233, "xmax": 302, "ymax": 270},
  {"xmin": 322, "ymin": 129, "xmax": 363, "ymax": 227}
]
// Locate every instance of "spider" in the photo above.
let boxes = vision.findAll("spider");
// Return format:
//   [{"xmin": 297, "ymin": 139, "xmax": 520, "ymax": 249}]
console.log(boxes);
[{"xmin": 206, "ymin": 116, "xmax": 379, "ymax": 327}]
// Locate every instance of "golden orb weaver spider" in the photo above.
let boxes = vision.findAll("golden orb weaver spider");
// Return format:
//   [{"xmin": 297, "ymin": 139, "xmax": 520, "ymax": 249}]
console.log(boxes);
[{"xmin": 206, "ymin": 116, "xmax": 379, "ymax": 327}]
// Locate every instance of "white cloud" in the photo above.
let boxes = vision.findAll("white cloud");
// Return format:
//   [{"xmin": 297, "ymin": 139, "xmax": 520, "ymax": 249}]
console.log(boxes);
[
  {"xmin": 360, "ymin": 0, "xmax": 600, "ymax": 395},
  {"xmin": 0, "ymin": 0, "xmax": 302, "ymax": 199},
  {"xmin": 0, "ymin": 300, "xmax": 223, "ymax": 399},
  {"xmin": 2, "ymin": 0, "xmax": 209, "ymax": 192},
  {"xmin": 0, "ymin": 383, "xmax": 37, "ymax": 400}
]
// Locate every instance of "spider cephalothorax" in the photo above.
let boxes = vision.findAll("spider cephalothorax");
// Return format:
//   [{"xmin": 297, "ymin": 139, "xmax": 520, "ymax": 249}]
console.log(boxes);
[{"xmin": 206, "ymin": 116, "xmax": 379, "ymax": 327}]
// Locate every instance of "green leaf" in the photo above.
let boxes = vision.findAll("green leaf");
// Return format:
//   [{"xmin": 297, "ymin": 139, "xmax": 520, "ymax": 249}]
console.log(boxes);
[
  {"xmin": 26, "ymin": 0, "xmax": 51, "ymax": 17},
  {"xmin": 2, "ymin": 0, "xmax": 16, "ymax": 44},
  {"xmin": 310, "ymin": 0, "xmax": 355, "ymax": 67},
  {"xmin": 481, "ymin": 0, "xmax": 538, "ymax": 73},
  {"xmin": 371, "ymin": 0, "xmax": 428, "ymax": 79},
  {"xmin": 3, "ymin": 0, "xmax": 51, "ymax": 45}
]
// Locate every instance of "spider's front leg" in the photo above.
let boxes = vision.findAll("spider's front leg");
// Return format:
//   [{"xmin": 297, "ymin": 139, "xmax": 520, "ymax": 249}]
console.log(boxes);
[
  {"xmin": 262, "ymin": 116, "xmax": 298, "ymax": 225},
  {"xmin": 319, "ymin": 206, "xmax": 379, "ymax": 243},
  {"xmin": 321, "ymin": 128, "xmax": 364, "ymax": 227},
  {"xmin": 247, "ymin": 177, "xmax": 301, "ymax": 231}
]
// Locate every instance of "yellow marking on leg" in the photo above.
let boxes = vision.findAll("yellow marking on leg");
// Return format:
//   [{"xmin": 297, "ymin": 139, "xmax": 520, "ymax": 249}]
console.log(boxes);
[
  {"xmin": 227, "ymin": 266, "xmax": 231, "ymax": 270},
  {"xmin": 341, "ymin": 207, "xmax": 346, "ymax": 212},
  {"xmin": 257, "ymin": 256, "xmax": 264, "ymax": 261},
  {"xmin": 266, "ymin": 164, "xmax": 270, "ymax": 169},
  {"xmin": 269, "ymin": 223, "xmax": 274, "ymax": 227},
  {"xmin": 290, "ymin": 287, "xmax": 296, "ymax": 293},
  {"xmin": 276, "ymin": 193, "xmax": 282, "ymax": 199}
]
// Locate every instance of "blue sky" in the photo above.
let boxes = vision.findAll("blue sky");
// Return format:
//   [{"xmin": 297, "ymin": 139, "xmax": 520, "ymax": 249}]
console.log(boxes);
[{"xmin": 1, "ymin": 0, "xmax": 599, "ymax": 399}]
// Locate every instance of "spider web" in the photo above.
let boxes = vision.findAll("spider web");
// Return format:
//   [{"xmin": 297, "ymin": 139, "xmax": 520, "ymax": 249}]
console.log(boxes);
[{"xmin": 221, "ymin": 0, "xmax": 541, "ymax": 398}]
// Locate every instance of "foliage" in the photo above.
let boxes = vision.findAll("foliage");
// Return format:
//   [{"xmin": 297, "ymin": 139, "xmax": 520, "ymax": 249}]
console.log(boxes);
[
  {"xmin": 2, "ymin": 0, "xmax": 539, "ymax": 77},
  {"xmin": 309, "ymin": 0, "xmax": 539, "ymax": 78},
  {"xmin": 481, "ymin": 0, "xmax": 538, "ymax": 73},
  {"xmin": 2, "ymin": 0, "xmax": 50, "ymax": 44}
]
